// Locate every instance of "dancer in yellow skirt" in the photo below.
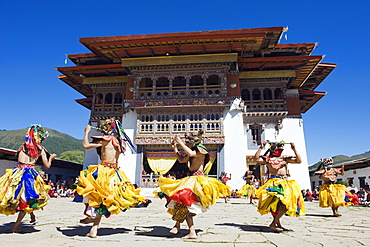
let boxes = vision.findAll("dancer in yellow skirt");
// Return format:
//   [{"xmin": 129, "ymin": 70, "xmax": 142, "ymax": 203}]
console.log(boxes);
[
  {"xmin": 254, "ymin": 141, "xmax": 305, "ymax": 232},
  {"xmin": 237, "ymin": 171, "xmax": 257, "ymax": 204},
  {"xmin": 156, "ymin": 130, "xmax": 231, "ymax": 239},
  {"xmin": 314, "ymin": 157, "xmax": 354, "ymax": 216},
  {"xmin": 76, "ymin": 118, "xmax": 147, "ymax": 238},
  {"xmin": 0, "ymin": 125, "xmax": 56, "ymax": 233}
]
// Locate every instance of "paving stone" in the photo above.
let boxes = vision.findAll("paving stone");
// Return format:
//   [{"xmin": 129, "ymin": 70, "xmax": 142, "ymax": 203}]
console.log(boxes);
[{"xmin": 0, "ymin": 197, "xmax": 369, "ymax": 246}]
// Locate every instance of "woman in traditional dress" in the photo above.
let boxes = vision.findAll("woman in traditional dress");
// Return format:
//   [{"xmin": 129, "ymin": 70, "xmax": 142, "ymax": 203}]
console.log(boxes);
[
  {"xmin": 0, "ymin": 125, "xmax": 56, "ymax": 232},
  {"xmin": 314, "ymin": 157, "xmax": 354, "ymax": 216},
  {"xmin": 156, "ymin": 130, "xmax": 231, "ymax": 239},
  {"xmin": 76, "ymin": 118, "xmax": 147, "ymax": 238}
]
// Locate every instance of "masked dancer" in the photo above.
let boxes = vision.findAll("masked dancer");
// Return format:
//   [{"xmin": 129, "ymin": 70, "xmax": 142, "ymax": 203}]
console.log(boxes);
[
  {"xmin": 156, "ymin": 130, "xmax": 231, "ymax": 239},
  {"xmin": 237, "ymin": 171, "xmax": 257, "ymax": 204},
  {"xmin": 219, "ymin": 172, "xmax": 231, "ymax": 202},
  {"xmin": 314, "ymin": 157, "xmax": 355, "ymax": 216},
  {"xmin": 76, "ymin": 118, "xmax": 147, "ymax": 238},
  {"xmin": 254, "ymin": 141, "xmax": 305, "ymax": 232},
  {"xmin": 0, "ymin": 125, "xmax": 56, "ymax": 233}
]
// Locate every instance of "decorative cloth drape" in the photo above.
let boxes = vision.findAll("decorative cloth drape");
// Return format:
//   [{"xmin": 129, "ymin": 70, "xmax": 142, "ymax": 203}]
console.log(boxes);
[
  {"xmin": 146, "ymin": 150, "xmax": 176, "ymax": 175},
  {"xmin": 203, "ymin": 152, "xmax": 217, "ymax": 175},
  {"xmin": 146, "ymin": 150, "xmax": 217, "ymax": 175}
]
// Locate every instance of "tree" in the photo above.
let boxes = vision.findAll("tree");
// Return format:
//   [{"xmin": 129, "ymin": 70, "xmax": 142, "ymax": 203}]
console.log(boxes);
[{"xmin": 59, "ymin": 150, "xmax": 84, "ymax": 163}]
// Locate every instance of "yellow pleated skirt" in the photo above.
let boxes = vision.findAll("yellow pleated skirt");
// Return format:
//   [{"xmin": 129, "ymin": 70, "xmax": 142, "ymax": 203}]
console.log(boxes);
[
  {"xmin": 318, "ymin": 183, "xmax": 353, "ymax": 208},
  {"xmin": 236, "ymin": 184, "xmax": 257, "ymax": 198},
  {"xmin": 156, "ymin": 175, "xmax": 232, "ymax": 209},
  {"xmin": 0, "ymin": 167, "xmax": 50, "ymax": 215},
  {"xmin": 76, "ymin": 164, "xmax": 146, "ymax": 216},
  {"xmin": 256, "ymin": 178, "xmax": 305, "ymax": 217}
]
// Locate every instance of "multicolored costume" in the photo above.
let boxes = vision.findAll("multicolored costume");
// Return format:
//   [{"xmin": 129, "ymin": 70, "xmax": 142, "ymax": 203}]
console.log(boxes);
[
  {"xmin": 157, "ymin": 142, "xmax": 231, "ymax": 223},
  {"xmin": 237, "ymin": 172, "xmax": 257, "ymax": 198},
  {"xmin": 256, "ymin": 176, "xmax": 305, "ymax": 217},
  {"xmin": 0, "ymin": 125, "xmax": 51, "ymax": 215},
  {"xmin": 256, "ymin": 142, "xmax": 305, "ymax": 217},
  {"xmin": 315, "ymin": 158, "xmax": 355, "ymax": 208},
  {"xmin": 237, "ymin": 184, "xmax": 257, "ymax": 198},
  {"xmin": 76, "ymin": 118, "xmax": 146, "ymax": 218}
]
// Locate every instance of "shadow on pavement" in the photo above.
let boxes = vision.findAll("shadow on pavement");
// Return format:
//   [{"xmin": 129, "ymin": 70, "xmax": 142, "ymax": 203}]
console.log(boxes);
[
  {"xmin": 134, "ymin": 225, "xmax": 202, "ymax": 238},
  {"xmin": 0, "ymin": 222, "xmax": 41, "ymax": 234},
  {"xmin": 56, "ymin": 225, "xmax": 132, "ymax": 237},
  {"xmin": 304, "ymin": 213, "xmax": 337, "ymax": 218},
  {"xmin": 215, "ymin": 223, "xmax": 279, "ymax": 233}
]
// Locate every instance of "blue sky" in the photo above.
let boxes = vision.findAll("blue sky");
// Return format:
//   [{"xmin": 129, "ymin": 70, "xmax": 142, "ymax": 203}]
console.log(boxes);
[{"xmin": 0, "ymin": 0, "xmax": 369, "ymax": 164}]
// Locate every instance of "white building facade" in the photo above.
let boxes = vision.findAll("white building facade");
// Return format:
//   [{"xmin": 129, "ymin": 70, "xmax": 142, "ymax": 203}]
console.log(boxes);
[{"xmin": 57, "ymin": 27, "xmax": 335, "ymax": 191}]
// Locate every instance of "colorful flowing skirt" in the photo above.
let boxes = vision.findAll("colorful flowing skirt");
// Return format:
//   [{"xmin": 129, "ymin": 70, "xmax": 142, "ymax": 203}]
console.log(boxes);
[
  {"xmin": 236, "ymin": 184, "xmax": 257, "ymax": 198},
  {"xmin": 0, "ymin": 164, "xmax": 50, "ymax": 215},
  {"xmin": 256, "ymin": 177, "xmax": 305, "ymax": 217},
  {"xmin": 156, "ymin": 175, "xmax": 232, "ymax": 221},
  {"xmin": 76, "ymin": 161, "xmax": 146, "ymax": 217},
  {"xmin": 318, "ymin": 183, "xmax": 354, "ymax": 208}
]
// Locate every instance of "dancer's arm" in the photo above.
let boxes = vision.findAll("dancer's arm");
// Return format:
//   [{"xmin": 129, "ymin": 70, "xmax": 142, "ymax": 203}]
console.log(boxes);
[
  {"xmin": 286, "ymin": 143, "xmax": 302, "ymax": 164},
  {"xmin": 254, "ymin": 141, "xmax": 267, "ymax": 164},
  {"xmin": 82, "ymin": 125, "xmax": 102, "ymax": 150},
  {"xmin": 175, "ymin": 135, "xmax": 197, "ymax": 157},
  {"xmin": 171, "ymin": 137, "xmax": 189, "ymax": 163},
  {"xmin": 40, "ymin": 148, "xmax": 56, "ymax": 169},
  {"xmin": 338, "ymin": 164, "xmax": 345, "ymax": 175}
]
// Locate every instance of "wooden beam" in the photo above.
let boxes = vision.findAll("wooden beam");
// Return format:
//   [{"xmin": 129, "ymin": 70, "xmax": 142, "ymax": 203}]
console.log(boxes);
[
  {"xmin": 239, "ymin": 70, "xmax": 296, "ymax": 78},
  {"xmin": 83, "ymin": 76, "xmax": 128, "ymax": 85},
  {"xmin": 121, "ymin": 53, "xmax": 238, "ymax": 67}
]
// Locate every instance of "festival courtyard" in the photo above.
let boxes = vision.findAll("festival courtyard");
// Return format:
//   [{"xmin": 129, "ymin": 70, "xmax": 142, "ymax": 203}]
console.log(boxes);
[{"xmin": 0, "ymin": 191, "xmax": 369, "ymax": 247}]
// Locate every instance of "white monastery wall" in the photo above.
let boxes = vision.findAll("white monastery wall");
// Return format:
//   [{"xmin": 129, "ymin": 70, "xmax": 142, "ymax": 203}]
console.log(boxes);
[
  {"xmin": 82, "ymin": 124, "xmax": 101, "ymax": 169},
  {"xmin": 222, "ymin": 108, "xmax": 248, "ymax": 189},
  {"xmin": 120, "ymin": 110, "xmax": 139, "ymax": 183},
  {"xmin": 275, "ymin": 118, "xmax": 310, "ymax": 190}
]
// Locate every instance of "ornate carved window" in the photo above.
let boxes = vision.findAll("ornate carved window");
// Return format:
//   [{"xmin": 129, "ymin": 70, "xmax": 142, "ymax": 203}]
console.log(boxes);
[
  {"xmin": 249, "ymin": 124, "xmax": 262, "ymax": 145},
  {"xmin": 207, "ymin": 75, "xmax": 221, "ymax": 85},
  {"xmin": 252, "ymin": 89, "xmax": 261, "ymax": 100},
  {"xmin": 241, "ymin": 89, "xmax": 250, "ymax": 101},
  {"xmin": 263, "ymin": 89, "xmax": 272, "ymax": 100},
  {"xmin": 274, "ymin": 88, "xmax": 284, "ymax": 99},
  {"xmin": 114, "ymin": 93, "xmax": 122, "ymax": 104}
]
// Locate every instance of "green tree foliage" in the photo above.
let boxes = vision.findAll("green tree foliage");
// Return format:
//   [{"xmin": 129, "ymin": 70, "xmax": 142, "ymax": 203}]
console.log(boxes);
[
  {"xmin": 0, "ymin": 128, "xmax": 84, "ymax": 155},
  {"xmin": 0, "ymin": 128, "xmax": 85, "ymax": 164},
  {"xmin": 59, "ymin": 150, "xmax": 85, "ymax": 163}
]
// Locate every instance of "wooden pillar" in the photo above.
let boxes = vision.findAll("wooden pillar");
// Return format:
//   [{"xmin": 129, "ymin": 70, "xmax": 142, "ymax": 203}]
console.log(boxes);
[{"xmin": 286, "ymin": 89, "xmax": 301, "ymax": 116}]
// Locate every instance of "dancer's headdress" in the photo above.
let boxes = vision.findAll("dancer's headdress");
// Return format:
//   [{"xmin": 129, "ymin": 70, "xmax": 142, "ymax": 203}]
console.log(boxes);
[
  {"xmin": 315, "ymin": 157, "xmax": 333, "ymax": 172},
  {"xmin": 97, "ymin": 117, "xmax": 137, "ymax": 153},
  {"xmin": 24, "ymin": 124, "xmax": 49, "ymax": 157},
  {"xmin": 185, "ymin": 130, "xmax": 208, "ymax": 152},
  {"xmin": 264, "ymin": 141, "xmax": 285, "ymax": 157}
]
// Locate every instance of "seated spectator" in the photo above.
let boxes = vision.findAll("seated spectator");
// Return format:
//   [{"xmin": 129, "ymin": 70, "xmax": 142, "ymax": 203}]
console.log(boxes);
[
  {"xmin": 312, "ymin": 190, "xmax": 318, "ymax": 200},
  {"xmin": 350, "ymin": 189, "xmax": 360, "ymax": 205},
  {"xmin": 305, "ymin": 189, "xmax": 313, "ymax": 201}
]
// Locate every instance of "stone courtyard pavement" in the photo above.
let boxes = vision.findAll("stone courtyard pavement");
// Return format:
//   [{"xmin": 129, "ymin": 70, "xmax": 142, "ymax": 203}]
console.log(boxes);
[{"xmin": 0, "ymin": 190, "xmax": 369, "ymax": 247}]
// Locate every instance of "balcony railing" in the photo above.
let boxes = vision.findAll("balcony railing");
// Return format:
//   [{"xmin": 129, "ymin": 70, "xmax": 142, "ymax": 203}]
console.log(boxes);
[
  {"xmin": 138, "ymin": 119, "xmax": 222, "ymax": 135},
  {"xmin": 244, "ymin": 99, "xmax": 286, "ymax": 112},
  {"xmin": 92, "ymin": 103, "xmax": 124, "ymax": 118},
  {"xmin": 137, "ymin": 85, "xmax": 223, "ymax": 100}
]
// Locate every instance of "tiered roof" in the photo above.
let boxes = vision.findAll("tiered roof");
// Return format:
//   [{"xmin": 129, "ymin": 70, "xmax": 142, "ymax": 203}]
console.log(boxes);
[{"xmin": 56, "ymin": 27, "xmax": 336, "ymax": 113}]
